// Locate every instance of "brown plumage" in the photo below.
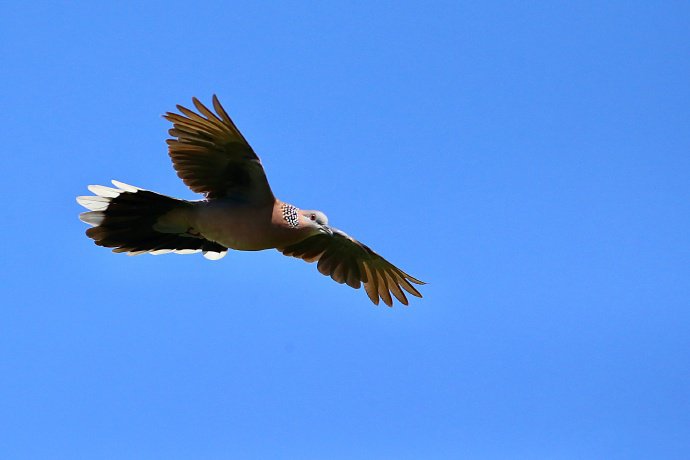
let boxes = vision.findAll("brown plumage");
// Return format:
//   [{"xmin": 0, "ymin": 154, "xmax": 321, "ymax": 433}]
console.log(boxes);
[
  {"xmin": 280, "ymin": 231, "xmax": 424, "ymax": 306},
  {"xmin": 77, "ymin": 96, "xmax": 425, "ymax": 306}
]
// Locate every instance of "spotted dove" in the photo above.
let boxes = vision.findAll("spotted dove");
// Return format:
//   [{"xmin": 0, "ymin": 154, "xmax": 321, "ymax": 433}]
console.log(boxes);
[{"xmin": 77, "ymin": 96, "xmax": 425, "ymax": 306}]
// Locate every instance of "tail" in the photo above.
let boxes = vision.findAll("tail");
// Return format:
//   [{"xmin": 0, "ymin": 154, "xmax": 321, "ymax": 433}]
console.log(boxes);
[{"xmin": 77, "ymin": 180, "xmax": 227, "ymax": 260}]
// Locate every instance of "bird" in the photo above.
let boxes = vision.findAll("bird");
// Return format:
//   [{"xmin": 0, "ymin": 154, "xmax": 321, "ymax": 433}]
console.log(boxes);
[{"xmin": 77, "ymin": 96, "xmax": 425, "ymax": 306}]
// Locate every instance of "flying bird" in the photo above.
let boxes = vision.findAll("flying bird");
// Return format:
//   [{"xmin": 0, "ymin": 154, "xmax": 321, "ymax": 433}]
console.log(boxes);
[{"xmin": 77, "ymin": 96, "xmax": 425, "ymax": 306}]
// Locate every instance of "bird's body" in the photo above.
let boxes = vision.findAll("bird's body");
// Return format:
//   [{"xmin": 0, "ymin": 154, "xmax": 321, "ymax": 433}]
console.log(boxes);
[
  {"xmin": 78, "ymin": 96, "xmax": 424, "ymax": 306},
  {"xmin": 189, "ymin": 198, "xmax": 315, "ymax": 251}
]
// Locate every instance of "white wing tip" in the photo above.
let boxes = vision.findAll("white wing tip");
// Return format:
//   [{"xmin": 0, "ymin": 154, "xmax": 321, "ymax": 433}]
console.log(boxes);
[
  {"xmin": 79, "ymin": 182, "xmax": 145, "ymax": 215},
  {"xmin": 111, "ymin": 180, "xmax": 143, "ymax": 192},
  {"xmin": 149, "ymin": 249, "xmax": 173, "ymax": 255},
  {"xmin": 87, "ymin": 184, "xmax": 121, "ymax": 198},
  {"xmin": 203, "ymin": 250, "xmax": 227, "ymax": 260},
  {"xmin": 174, "ymin": 249, "xmax": 201, "ymax": 255},
  {"xmin": 79, "ymin": 211, "xmax": 105, "ymax": 226},
  {"xmin": 107, "ymin": 248, "xmax": 223, "ymax": 257},
  {"xmin": 76, "ymin": 196, "xmax": 110, "ymax": 211}
]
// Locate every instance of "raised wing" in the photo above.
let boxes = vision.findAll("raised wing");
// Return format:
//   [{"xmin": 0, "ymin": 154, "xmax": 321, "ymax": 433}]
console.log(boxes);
[
  {"xmin": 279, "ymin": 228, "xmax": 425, "ymax": 307},
  {"xmin": 164, "ymin": 95, "xmax": 275, "ymax": 203}
]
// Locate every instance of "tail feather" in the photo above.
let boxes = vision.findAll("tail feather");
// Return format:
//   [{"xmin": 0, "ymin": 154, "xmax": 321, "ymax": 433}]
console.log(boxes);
[{"xmin": 77, "ymin": 180, "xmax": 228, "ymax": 260}]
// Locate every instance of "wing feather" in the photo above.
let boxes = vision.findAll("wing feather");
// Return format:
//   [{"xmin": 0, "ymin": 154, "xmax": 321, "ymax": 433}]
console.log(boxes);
[
  {"xmin": 362, "ymin": 262, "xmax": 380, "ymax": 305},
  {"xmin": 164, "ymin": 96, "xmax": 275, "ymax": 203},
  {"xmin": 385, "ymin": 269, "xmax": 409, "ymax": 306},
  {"xmin": 376, "ymin": 269, "xmax": 394, "ymax": 307},
  {"xmin": 279, "ymin": 228, "xmax": 425, "ymax": 307}
]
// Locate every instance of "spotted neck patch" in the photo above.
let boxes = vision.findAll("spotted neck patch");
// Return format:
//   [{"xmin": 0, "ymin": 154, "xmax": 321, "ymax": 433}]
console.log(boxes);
[{"xmin": 281, "ymin": 203, "xmax": 300, "ymax": 228}]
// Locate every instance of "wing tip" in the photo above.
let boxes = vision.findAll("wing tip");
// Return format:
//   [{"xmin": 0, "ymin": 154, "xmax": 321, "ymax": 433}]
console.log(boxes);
[
  {"xmin": 110, "ymin": 180, "xmax": 142, "ymax": 192},
  {"xmin": 203, "ymin": 250, "xmax": 228, "ymax": 260}
]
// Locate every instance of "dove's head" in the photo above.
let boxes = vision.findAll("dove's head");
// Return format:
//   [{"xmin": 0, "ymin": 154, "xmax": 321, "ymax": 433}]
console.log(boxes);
[{"xmin": 299, "ymin": 209, "xmax": 332, "ymax": 235}]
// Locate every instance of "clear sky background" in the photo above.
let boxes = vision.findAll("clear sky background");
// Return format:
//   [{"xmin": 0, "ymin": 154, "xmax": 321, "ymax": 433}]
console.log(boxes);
[{"xmin": 1, "ymin": 2, "xmax": 689, "ymax": 459}]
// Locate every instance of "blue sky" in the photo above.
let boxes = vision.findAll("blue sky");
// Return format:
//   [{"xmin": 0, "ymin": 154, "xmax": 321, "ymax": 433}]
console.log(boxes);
[{"xmin": 1, "ymin": 2, "xmax": 689, "ymax": 458}]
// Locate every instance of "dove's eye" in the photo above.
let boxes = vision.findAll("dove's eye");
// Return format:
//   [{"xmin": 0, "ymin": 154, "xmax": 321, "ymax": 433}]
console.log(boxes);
[{"xmin": 310, "ymin": 214, "xmax": 317, "ymax": 221}]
